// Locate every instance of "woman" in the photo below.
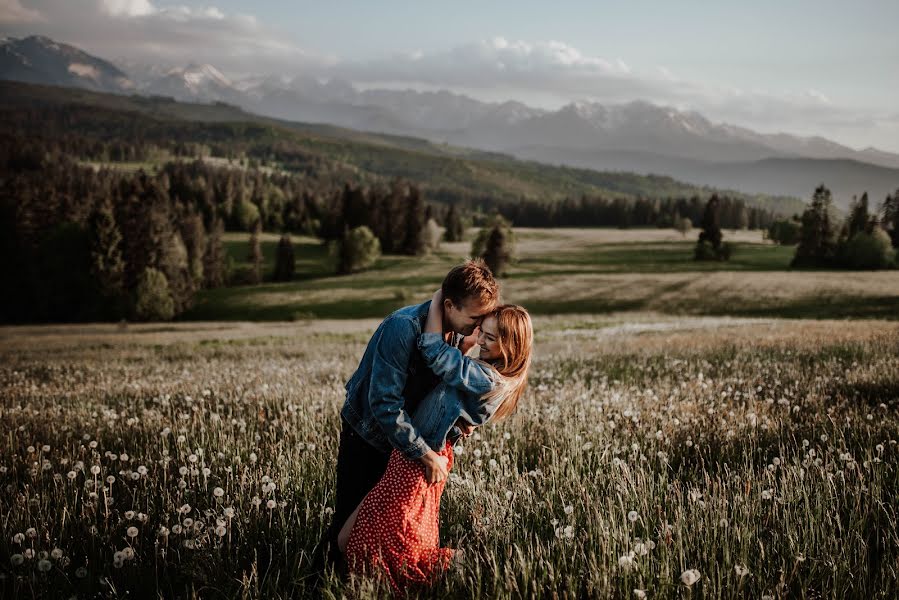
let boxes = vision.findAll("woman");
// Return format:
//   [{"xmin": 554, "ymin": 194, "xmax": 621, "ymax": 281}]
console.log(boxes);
[{"xmin": 337, "ymin": 291, "xmax": 533, "ymax": 595}]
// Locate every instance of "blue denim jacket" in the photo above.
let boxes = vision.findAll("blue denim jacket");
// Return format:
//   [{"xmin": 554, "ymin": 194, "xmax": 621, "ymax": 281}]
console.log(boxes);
[
  {"xmin": 412, "ymin": 332, "xmax": 502, "ymax": 451},
  {"xmin": 342, "ymin": 302, "xmax": 437, "ymax": 460}
]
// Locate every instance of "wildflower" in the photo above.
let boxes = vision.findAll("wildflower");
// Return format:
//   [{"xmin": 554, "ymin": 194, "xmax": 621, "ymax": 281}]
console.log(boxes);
[
  {"xmin": 67, "ymin": 471, "xmax": 77, "ymax": 480},
  {"xmin": 680, "ymin": 569, "xmax": 701, "ymax": 586},
  {"xmin": 10, "ymin": 554, "xmax": 24, "ymax": 566},
  {"xmin": 179, "ymin": 504, "xmax": 191, "ymax": 514},
  {"xmin": 91, "ymin": 465, "xmax": 101, "ymax": 475},
  {"xmin": 633, "ymin": 590, "xmax": 647, "ymax": 599},
  {"xmin": 761, "ymin": 489, "xmax": 773, "ymax": 500},
  {"xmin": 171, "ymin": 525, "xmax": 182, "ymax": 535},
  {"xmin": 37, "ymin": 559, "xmax": 52, "ymax": 572},
  {"xmin": 25, "ymin": 528, "xmax": 37, "ymax": 538},
  {"xmin": 51, "ymin": 548, "xmax": 63, "ymax": 559},
  {"xmin": 627, "ymin": 510, "xmax": 639, "ymax": 522},
  {"xmin": 223, "ymin": 507, "xmax": 235, "ymax": 518},
  {"xmin": 564, "ymin": 505, "xmax": 574, "ymax": 515},
  {"xmin": 12, "ymin": 533, "xmax": 24, "ymax": 544},
  {"xmin": 75, "ymin": 567, "xmax": 88, "ymax": 578},
  {"xmin": 618, "ymin": 553, "xmax": 636, "ymax": 572},
  {"xmin": 215, "ymin": 525, "xmax": 227, "ymax": 537},
  {"xmin": 266, "ymin": 499, "xmax": 277, "ymax": 509},
  {"xmin": 127, "ymin": 527, "xmax": 139, "ymax": 538},
  {"xmin": 183, "ymin": 518, "xmax": 194, "ymax": 528},
  {"xmin": 213, "ymin": 487, "xmax": 225, "ymax": 498},
  {"xmin": 137, "ymin": 465, "xmax": 147, "ymax": 475},
  {"xmin": 121, "ymin": 547, "xmax": 134, "ymax": 560},
  {"xmin": 158, "ymin": 527, "xmax": 169, "ymax": 537},
  {"xmin": 734, "ymin": 564, "xmax": 750, "ymax": 577},
  {"xmin": 125, "ymin": 510, "xmax": 135, "ymax": 520},
  {"xmin": 633, "ymin": 542, "xmax": 650, "ymax": 556}
]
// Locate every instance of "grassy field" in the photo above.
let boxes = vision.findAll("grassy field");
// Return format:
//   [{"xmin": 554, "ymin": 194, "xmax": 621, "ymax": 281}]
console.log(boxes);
[
  {"xmin": 1, "ymin": 316, "xmax": 897, "ymax": 598},
  {"xmin": 182, "ymin": 228, "xmax": 899, "ymax": 321}
]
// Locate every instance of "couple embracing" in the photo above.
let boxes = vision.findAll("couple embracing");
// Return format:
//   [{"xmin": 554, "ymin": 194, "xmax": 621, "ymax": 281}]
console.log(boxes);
[{"xmin": 317, "ymin": 259, "xmax": 533, "ymax": 594}]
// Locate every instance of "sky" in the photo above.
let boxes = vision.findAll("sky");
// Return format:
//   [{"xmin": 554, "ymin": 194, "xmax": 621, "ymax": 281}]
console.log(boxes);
[{"xmin": 2, "ymin": 0, "xmax": 899, "ymax": 152}]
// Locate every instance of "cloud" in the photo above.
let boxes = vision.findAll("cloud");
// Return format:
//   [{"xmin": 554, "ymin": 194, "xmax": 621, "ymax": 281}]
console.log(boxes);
[
  {"xmin": 3, "ymin": 1, "xmax": 333, "ymax": 74},
  {"xmin": 0, "ymin": 0, "xmax": 43, "ymax": 24}
]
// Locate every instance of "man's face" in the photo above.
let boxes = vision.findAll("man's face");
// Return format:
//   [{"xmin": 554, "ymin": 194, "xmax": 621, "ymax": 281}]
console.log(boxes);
[{"xmin": 443, "ymin": 296, "xmax": 492, "ymax": 336}]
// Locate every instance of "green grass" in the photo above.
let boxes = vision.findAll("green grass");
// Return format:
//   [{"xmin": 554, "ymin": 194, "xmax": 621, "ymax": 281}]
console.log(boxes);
[{"xmin": 182, "ymin": 229, "xmax": 899, "ymax": 322}]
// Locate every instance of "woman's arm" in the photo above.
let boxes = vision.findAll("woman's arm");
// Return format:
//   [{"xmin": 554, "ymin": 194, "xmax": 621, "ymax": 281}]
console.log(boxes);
[
  {"xmin": 425, "ymin": 289, "xmax": 443, "ymax": 334},
  {"xmin": 417, "ymin": 335, "xmax": 496, "ymax": 396}
]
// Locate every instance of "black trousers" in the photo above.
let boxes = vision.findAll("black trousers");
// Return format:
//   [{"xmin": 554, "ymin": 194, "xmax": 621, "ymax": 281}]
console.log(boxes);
[{"xmin": 316, "ymin": 418, "xmax": 391, "ymax": 568}]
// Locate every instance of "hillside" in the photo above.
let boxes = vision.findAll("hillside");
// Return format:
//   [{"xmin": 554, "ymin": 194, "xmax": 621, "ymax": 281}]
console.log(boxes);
[{"xmin": 0, "ymin": 81, "xmax": 804, "ymax": 215}]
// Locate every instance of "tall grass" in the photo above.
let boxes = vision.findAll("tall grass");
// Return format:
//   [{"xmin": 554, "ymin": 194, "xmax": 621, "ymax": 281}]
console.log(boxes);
[{"xmin": 1, "ymin": 317, "xmax": 897, "ymax": 598}]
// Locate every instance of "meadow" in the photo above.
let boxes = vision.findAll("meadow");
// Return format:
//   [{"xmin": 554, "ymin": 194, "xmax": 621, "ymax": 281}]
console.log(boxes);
[
  {"xmin": 1, "ymin": 313, "xmax": 897, "ymax": 598},
  {"xmin": 184, "ymin": 228, "xmax": 899, "ymax": 321}
]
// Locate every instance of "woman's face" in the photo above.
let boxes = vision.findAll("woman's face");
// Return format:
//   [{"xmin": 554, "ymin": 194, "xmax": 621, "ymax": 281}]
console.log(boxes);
[{"xmin": 477, "ymin": 316, "xmax": 501, "ymax": 362}]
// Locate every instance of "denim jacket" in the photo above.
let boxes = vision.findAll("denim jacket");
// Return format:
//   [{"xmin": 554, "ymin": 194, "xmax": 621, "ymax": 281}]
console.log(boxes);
[
  {"xmin": 411, "ymin": 332, "xmax": 503, "ymax": 451},
  {"xmin": 342, "ymin": 301, "xmax": 437, "ymax": 460}
]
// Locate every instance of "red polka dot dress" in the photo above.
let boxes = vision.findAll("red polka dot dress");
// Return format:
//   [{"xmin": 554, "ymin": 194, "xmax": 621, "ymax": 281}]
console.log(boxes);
[{"xmin": 346, "ymin": 442, "xmax": 455, "ymax": 595}]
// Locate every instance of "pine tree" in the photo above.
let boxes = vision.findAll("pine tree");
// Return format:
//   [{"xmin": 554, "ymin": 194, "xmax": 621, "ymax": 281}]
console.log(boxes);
[
  {"xmin": 792, "ymin": 185, "xmax": 838, "ymax": 267},
  {"xmin": 401, "ymin": 185, "xmax": 426, "ymax": 256},
  {"xmin": 482, "ymin": 224, "xmax": 511, "ymax": 277},
  {"xmin": 273, "ymin": 234, "xmax": 295, "ymax": 282},
  {"xmin": 695, "ymin": 195, "xmax": 727, "ymax": 260},
  {"xmin": 203, "ymin": 216, "xmax": 227, "ymax": 288},
  {"xmin": 444, "ymin": 204, "xmax": 465, "ymax": 242},
  {"xmin": 87, "ymin": 196, "xmax": 126, "ymax": 314},
  {"xmin": 881, "ymin": 190, "xmax": 899, "ymax": 249}
]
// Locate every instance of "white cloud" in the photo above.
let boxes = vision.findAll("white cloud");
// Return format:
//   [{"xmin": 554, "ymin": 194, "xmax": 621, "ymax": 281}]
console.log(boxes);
[
  {"xmin": 101, "ymin": 0, "xmax": 154, "ymax": 18},
  {"xmin": 3, "ymin": 1, "xmax": 332, "ymax": 75},
  {"xmin": 0, "ymin": 0, "xmax": 43, "ymax": 24}
]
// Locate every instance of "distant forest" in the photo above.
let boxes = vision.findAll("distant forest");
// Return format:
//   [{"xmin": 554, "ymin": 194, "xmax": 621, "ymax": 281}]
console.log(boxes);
[{"xmin": 1, "ymin": 92, "xmax": 782, "ymax": 323}]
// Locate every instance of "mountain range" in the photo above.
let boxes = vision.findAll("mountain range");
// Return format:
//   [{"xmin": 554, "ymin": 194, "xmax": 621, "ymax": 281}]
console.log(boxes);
[{"xmin": 2, "ymin": 34, "xmax": 898, "ymax": 210}]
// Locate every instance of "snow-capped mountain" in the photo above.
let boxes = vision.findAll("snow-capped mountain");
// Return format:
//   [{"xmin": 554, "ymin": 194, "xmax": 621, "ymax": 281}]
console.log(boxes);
[
  {"xmin": 143, "ymin": 63, "xmax": 239, "ymax": 102},
  {"xmin": 3, "ymin": 34, "xmax": 898, "ymax": 204},
  {"xmin": 0, "ymin": 35, "xmax": 133, "ymax": 93}
]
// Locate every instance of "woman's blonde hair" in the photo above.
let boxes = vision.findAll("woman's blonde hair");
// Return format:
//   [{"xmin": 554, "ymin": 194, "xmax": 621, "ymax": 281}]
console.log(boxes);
[{"xmin": 480, "ymin": 304, "xmax": 533, "ymax": 420}]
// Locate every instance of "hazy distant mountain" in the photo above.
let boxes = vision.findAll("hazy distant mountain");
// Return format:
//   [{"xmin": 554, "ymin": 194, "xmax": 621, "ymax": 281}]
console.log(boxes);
[
  {"xmin": 0, "ymin": 35, "xmax": 134, "ymax": 93},
  {"xmin": 511, "ymin": 146, "xmax": 899, "ymax": 210},
  {"xmin": 4, "ymin": 34, "xmax": 898, "ymax": 205}
]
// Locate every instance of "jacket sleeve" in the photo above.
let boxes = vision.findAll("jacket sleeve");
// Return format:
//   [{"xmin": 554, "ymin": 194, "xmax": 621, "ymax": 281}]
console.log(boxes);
[
  {"xmin": 417, "ymin": 332, "xmax": 497, "ymax": 396},
  {"xmin": 368, "ymin": 317, "xmax": 430, "ymax": 460}
]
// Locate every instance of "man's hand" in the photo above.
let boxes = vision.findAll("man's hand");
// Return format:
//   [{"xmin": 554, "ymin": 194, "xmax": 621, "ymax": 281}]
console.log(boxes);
[{"xmin": 419, "ymin": 449, "xmax": 449, "ymax": 484}]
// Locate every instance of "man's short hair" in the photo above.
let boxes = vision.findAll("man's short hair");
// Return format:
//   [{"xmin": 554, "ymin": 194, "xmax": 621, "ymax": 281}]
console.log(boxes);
[{"xmin": 441, "ymin": 259, "xmax": 500, "ymax": 309}]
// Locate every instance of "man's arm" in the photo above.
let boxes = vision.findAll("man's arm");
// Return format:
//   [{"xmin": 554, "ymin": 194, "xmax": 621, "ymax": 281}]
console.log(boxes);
[{"xmin": 368, "ymin": 315, "xmax": 448, "ymax": 482}]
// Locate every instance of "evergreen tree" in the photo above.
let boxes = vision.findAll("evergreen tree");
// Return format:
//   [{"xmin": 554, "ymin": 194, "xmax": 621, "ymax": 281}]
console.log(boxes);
[
  {"xmin": 401, "ymin": 185, "xmax": 426, "ymax": 256},
  {"xmin": 444, "ymin": 203, "xmax": 465, "ymax": 242},
  {"xmin": 845, "ymin": 192, "xmax": 872, "ymax": 239},
  {"xmin": 134, "ymin": 267, "xmax": 175, "ymax": 321},
  {"xmin": 87, "ymin": 196, "xmax": 126, "ymax": 315},
  {"xmin": 695, "ymin": 195, "xmax": 729, "ymax": 260},
  {"xmin": 482, "ymin": 224, "xmax": 512, "ymax": 277},
  {"xmin": 203, "ymin": 217, "xmax": 227, "ymax": 288},
  {"xmin": 881, "ymin": 190, "xmax": 899, "ymax": 249},
  {"xmin": 247, "ymin": 219, "xmax": 263, "ymax": 284},
  {"xmin": 792, "ymin": 185, "xmax": 838, "ymax": 267},
  {"xmin": 273, "ymin": 234, "xmax": 296, "ymax": 282}
]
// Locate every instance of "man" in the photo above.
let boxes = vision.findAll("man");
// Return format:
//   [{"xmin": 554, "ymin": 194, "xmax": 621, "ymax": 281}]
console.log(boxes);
[{"xmin": 317, "ymin": 259, "xmax": 499, "ymax": 570}]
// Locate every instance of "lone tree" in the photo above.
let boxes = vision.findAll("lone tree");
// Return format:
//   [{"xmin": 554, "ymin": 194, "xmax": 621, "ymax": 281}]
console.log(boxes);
[
  {"xmin": 694, "ymin": 195, "xmax": 729, "ymax": 260},
  {"xmin": 472, "ymin": 215, "xmax": 514, "ymax": 277},
  {"xmin": 792, "ymin": 185, "xmax": 838, "ymax": 267},
  {"xmin": 443, "ymin": 204, "xmax": 465, "ymax": 242},
  {"xmin": 337, "ymin": 226, "xmax": 381, "ymax": 274},
  {"xmin": 273, "ymin": 234, "xmax": 295, "ymax": 282},
  {"xmin": 247, "ymin": 219, "xmax": 263, "ymax": 284}
]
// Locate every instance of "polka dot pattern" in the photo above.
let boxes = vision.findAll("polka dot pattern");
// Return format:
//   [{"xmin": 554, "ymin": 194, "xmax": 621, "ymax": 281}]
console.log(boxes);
[{"xmin": 346, "ymin": 442, "xmax": 455, "ymax": 595}]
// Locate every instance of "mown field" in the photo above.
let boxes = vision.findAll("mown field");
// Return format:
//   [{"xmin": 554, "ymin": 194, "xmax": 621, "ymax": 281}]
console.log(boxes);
[
  {"xmin": 0, "ymin": 315, "xmax": 897, "ymax": 598},
  {"xmin": 183, "ymin": 228, "xmax": 899, "ymax": 321}
]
